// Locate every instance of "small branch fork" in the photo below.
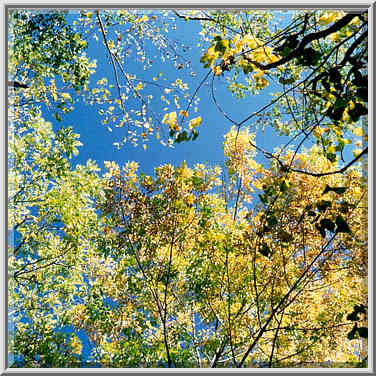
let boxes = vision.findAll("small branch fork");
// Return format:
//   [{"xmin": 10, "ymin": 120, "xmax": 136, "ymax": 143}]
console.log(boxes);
[{"xmin": 96, "ymin": 10, "xmax": 126, "ymax": 114}]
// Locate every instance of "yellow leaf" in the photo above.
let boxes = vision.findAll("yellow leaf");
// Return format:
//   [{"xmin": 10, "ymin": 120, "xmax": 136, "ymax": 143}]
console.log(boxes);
[
  {"xmin": 162, "ymin": 111, "xmax": 177, "ymax": 125},
  {"xmin": 255, "ymin": 77, "xmax": 269, "ymax": 89},
  {"xmin": 70, "ymin": 335, "xmax": 82, "ymax": 354},
  {"xmin": 318, "ymin": 11, "xmax": 344, "ymax": 26},
  {"xmin": 108, "ymin": 40, "xmax": 115, "ymax": 50},
  {"xmin": 353, "ymin": 148, "xmax": 363, "ymax": 157},
  {"xmin": 327, "ymin": 145, "xmax": 336, "ymax": 154},
  {"xmin": 313, "ymin": 127, "xmax": 325, "ymax": 138},
  {"xmin": 212, "ymin": 66, "xmax": 223, "ymax": 76},
  {"xmin": 61, "ymin": 92, "xmax": 71, "ymax": 101},
  {"xmin": 353, "ymin": 127, "xmax": 363, "ymax": 137},
  {"xmin": 136, "ymin": 15, "xmax": 149, "ymax": 23},
  {"xmin": 333, "ymin": 127, "xmax": 342, "ymax": 137},
  {"xmin": 162, "ymin": 111, "xmax": 180, "ymax": 131},
  {"xmin": 188, "ymin": 116, "xmax": 202, "ymax": 129}
]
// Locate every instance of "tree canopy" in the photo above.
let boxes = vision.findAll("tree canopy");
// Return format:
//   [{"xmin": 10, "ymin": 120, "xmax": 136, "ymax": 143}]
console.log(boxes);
[{"xmin": 8, "ymin": 8, "xmax": 368, "ymax": 368}]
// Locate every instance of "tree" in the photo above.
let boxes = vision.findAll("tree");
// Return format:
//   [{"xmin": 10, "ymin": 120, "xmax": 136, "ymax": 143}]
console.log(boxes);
[
  {"xmin": 71, "ymin": 129, "xmax": 364, "ymax": 367},
  {"xmin": 8, "ymin": 8, "xmax": 367, "ymax": 368},
  {"xmin": 196, "ymin": 10, "xmax": 368, "ymax": 169},
  {"xmin": 8, "ymin": 9, "xmax": 102, "ymax": 367}
]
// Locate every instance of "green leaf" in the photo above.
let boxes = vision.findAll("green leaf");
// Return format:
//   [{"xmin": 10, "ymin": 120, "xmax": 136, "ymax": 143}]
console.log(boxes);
[
  {"xmin": 200, "ymin": 55, "xmax": 207, "ymax": 64},
  {"xmin": 191, "ymin": 129, "xmax": 199, "ymax": 141},
  {"xmin": 55, "ymin": 112, "xmax": 62, "ymax": 122},
  {"xmin": 298, "ymin": 47, "xmax": 321, "ymax": 66},
  {"xmin": 335, "ymin": 141, "xmax": 345, "ymax": 152},
  {"xmin": 215, "ymin": 39, "xmax": 229, "ymax": 55},
  {"xmin": 280, "ymin": 180, "xmax": 288, "ymax": 193},
  {"xmin": 138, "ymin": 227, "xmax": 146, "ymax": 236},
  {"xmin": 326, "ymin": 153, "xmax": 337, "ymax": 163},
  {"xmin": 278, "ymin": 76, "xmax": 295, "ymax": 85},
  {"xmin": 259, "ymin": 194, "xmax": 268, "ymax": 205},
  {"xmin": 175, "ymin": 131, "xmax": 188, "ymax": 143},
  {"xmin": 192, "ymin": 175, "xmax": 203, "ymax": 187},
  {"xmin": 322, "ymin": 185, "xmax": 347, "ymax": 195},
  {"xmin": 278, "ymin": 46, "xmax": 292, "ymax": 58},
  {"xmin": 335, "ymin": 215, "xmax": 351, "ymax": 234},
  {"xmin": 310, "ymin": 50, "xmax": 322, "ymax": 66},
  {"xmin": 242, "ymin": 64, "xmax": 254, "ymax": 75},
  {"xmin": 334, "ymin": 97, "xmax": 349, "ymax": 110},
  {"xmin": 275, "ymin": 35, "xmax": 298, "ymax": 57}
]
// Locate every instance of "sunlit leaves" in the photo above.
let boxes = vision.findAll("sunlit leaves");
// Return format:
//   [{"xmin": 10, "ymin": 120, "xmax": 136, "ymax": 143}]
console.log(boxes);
[
  {"xmin": 11, "ymin": 133, "xmax": 367, "ymax": 366},
  {"xmin": 162, "ymin": 111, "xmax": 180, "ymax": 131},
  {"xmin": 188, "ymin": 116, "xmax": 202, "ymax": 129},
  {"xmin": 198, "ymin": 9, "xmax": 368, "ymax": 168},
  {"xmin": 8, "ymin": 8, "xmax": 368, "ymax": 368},
  {"xmin": 318, "ymin": 11, "xmax": 345, "ymax": 26},
  {"xmin": 69, "ymin": 334, "xmax": 83, "ymax": 354},
  {"xmin": 8, "ymin": 61, "xmax": 103, "ymax": 364},
  {"xmin": 200, "ymin": 45, "xmax": 221, "ymax": 68}
]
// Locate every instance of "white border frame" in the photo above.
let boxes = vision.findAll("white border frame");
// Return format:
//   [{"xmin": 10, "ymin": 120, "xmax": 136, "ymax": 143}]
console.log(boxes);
[{"xmin": 1, "ymin": 1, "xmax": 374, "ymax": 374}]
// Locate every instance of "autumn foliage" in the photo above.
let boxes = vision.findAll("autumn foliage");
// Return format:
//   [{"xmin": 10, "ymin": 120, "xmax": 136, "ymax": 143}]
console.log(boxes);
[{"xmin": 8, "ymin": 8, "xmax": 368, "ymax": 368}]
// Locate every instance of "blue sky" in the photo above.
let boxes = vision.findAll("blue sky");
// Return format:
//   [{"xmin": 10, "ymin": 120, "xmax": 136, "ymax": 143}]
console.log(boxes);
[{"xmin": 46, "ymin": 10, "xmax": 289, "ymax": 178}]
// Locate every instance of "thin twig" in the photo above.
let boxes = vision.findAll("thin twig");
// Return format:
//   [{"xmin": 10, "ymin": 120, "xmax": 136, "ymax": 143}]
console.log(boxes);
[{"xmin": 96, "ymin": 11, "xmax": 126, "ymax": 114}]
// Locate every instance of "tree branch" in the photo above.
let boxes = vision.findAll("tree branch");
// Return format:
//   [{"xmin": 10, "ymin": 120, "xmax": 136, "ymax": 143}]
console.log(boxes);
[
  {"xmin": 244, "ymin": 13, "xmax": 359, "ymax": 71},
  {"xmin": 96, "ymin": 10, "xmax": 126, "ymax": 114},
  {"xmin": 272, "ymin": 146, "xmax": 368, "ymax": 177}
]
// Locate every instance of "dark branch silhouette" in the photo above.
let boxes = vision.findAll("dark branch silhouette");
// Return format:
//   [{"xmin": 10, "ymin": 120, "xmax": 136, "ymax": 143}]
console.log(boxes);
[{"xmin": 9, "ymin": 80, "xmax": 29, "ymax": 89}]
